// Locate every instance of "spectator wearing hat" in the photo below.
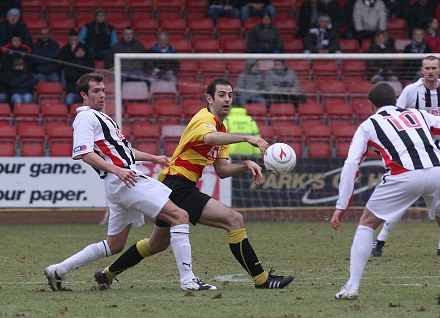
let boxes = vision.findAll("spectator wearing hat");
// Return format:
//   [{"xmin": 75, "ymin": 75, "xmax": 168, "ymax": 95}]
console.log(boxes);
[
  {"xmin": 0, "ymin": 8, "xmax": 33, "ymax": 47},
  {"xmin": 296, "ymin": 0, "xmax": 327, "ymax": 39},
  {"xmin": 240, "ymin": 1, "xmax": 276, "ymax": 22},
  {"xmin": 32, "ymin": 27, "xmax": 61, "ymax": 82},
  {"xmin": 246, "ymin": 10, "xmax": 283, "ymax": 53},
  {"xmin": 79, "ymin": 8, "xmax": 117, "ymax": 60},
  {"xmin": 8, "ymin": 57, "xmax": 38, "ymax": 106}
]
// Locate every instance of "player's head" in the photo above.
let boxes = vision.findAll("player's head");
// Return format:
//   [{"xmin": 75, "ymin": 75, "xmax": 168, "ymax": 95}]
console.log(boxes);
[
  {"xmin": 77, "ymin": 73, "xmax": 105, "ymax": 111},
  {"xmin": 421, "ymin": 55, "xmax": 440, "ymax": 82},
  {"xmin": 206, "ymin": 78, "xmax": 233, "ymax": 120},
  {"xmin": 368, "ymin": 82, "xmax": 396, "ymax": 108}
]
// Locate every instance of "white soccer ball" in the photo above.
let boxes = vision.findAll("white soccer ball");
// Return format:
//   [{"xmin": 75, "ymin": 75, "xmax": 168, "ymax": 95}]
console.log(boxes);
[{"xmin": 263, "ymin": 143, "xmax": 297, "ymax": 175}]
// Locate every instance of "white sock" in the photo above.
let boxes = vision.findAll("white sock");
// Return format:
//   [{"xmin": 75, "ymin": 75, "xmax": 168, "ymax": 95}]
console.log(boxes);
[
  {"xmin": 346, "ymin": 225, "xmax": 374, "ymax": 290},
  {"xmin": 56, "ymin": 240, "xmax": 111, "ymax": 277},
  {"xmin": 377, "ymin": 221, "xmax": 395, "ymax": 242},
  {"xmin": 170, "ymin": 224, "xmax": 195, "ymax": 284}
]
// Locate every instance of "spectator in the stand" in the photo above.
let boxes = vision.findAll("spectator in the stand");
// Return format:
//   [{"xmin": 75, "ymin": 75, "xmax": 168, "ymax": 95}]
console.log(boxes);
[
  {"xmin": 224, "ymin": 106, "xmax": 261, "ymax": 157},
  {"xmin": 1, "ymin": 34, "xmax": 32, "ymax": 71},
  {"xmin": 0, "ymin": 8, "xmax": 32, "ymax": 47},
  {"xmin": 383, "ymin": 0, "xmax": 409, "ymax": 18},
  {"xmin": 367, "ymin": 31, "xmax": 399, "ymax": 83},
  {"xmin": 208, "ymin": 0, "xmax": 241, "ymax": 24},
  {"xmin": 105, "ymin": 27, "xmax": 150, "ymax": 83},
  {"xmin": 296, "ymin": 0, "xmax": 327, "ymax": 39},
  {"xmin": 0, "ymin": 60, "xmax": 9, "ymax": 103},
  {"xmin": 60, "ymin": 30, "xmax": 93, "ymax": 88},
  {"xmin": 246, "ymin": 10, "xmax": 283, "ymax": 53},
  {"xmin": 264, "ymin": 60, "xmax": 302, "ymax": 106},
  {"xmin": 240, "ymin": 1, "xmax": 276, "ymax": 22},
  {"xmin": 425, "ymin": 17, "xmax": 440, "ymax": 52},
  {"xmin": 403, "ymin": 28, "xmax": 432, "ymax": 81},
  {"xmin": 63, "ymin": 46, "xmax": 95, "ymax": 108},
  {"xmin": 325, "ymin": 0, "xmax": 355, "ymax": 39},
  {"xmin": 405, "ymin": 0, "xmax": 436, "ymax": 36},
  {"xmin": 304, "ymin": 14, "xmax": 341, "ymax": 53},
  {"xmin": 148, "ymin": 32, "xmax": 180, "ymax": 82},
  {"xmin": 353, "ymin": 0, "xmax": 387, "ymax": 43},
  {"xmin": 79, "ymin": 8, "xmax": 117, "ymax": 60},
  {"xmin": 237, "ymin": 59, "xmax": 267, "ymax": 106},
  {"xmin": 8, "ymin": 58, "xmax": 38, "ymax": 106},
  {"xmin": 32, "ymin": 28, "xmax": 61, "ymax": 82}
]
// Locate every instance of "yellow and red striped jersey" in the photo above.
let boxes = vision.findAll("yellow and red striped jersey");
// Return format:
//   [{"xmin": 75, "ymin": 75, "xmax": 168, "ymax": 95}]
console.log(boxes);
[{"xmin": 158, "ymin": 108, "xmax": 229, "ymax": 183}]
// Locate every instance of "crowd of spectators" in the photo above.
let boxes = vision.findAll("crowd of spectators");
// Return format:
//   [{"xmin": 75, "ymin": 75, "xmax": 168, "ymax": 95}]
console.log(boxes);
[{"xmin": 1, "ymin": 0, "xmax": 440, "ymax": 110}]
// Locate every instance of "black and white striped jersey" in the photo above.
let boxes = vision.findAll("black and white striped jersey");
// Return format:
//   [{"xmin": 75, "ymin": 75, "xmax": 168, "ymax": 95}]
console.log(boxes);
[
  {"xmin": 72, "ymin": 107, "xmax": 135, "ymax": 177},
  {"xmin": 336, "ymin": 106, "xmax": 440, "ymax": 210},
  {"xmin": 397, "ymin": 78, "xmax": 440, "ymax": 115}
]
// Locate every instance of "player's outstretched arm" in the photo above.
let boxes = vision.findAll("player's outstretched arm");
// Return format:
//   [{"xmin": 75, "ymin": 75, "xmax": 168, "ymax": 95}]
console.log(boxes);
[
  {"xmin": 204, "ymin": 132, "xmax": 268, "ymax": 154},
  {"xmin": 132, "ymin": 148, "xmax": 170, "ymax": 166},
  {"xmin": 214, "ymin": 158, "xmax": 264, "ymax": 184}
]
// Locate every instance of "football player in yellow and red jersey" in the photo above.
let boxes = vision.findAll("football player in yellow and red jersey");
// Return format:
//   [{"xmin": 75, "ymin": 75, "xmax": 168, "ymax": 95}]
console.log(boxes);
[{"xmin": 94, "ymin": 78, "xmax": 294, "ymax": 290}]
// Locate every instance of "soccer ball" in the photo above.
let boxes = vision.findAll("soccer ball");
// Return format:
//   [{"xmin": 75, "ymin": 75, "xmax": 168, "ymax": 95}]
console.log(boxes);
[{"xmin": 263, "ymin": 143, "xmax": 297, "ymax": 175}]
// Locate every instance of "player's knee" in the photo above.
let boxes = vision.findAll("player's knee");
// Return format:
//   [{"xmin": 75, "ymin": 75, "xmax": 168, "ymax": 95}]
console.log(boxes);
[{"xmin": 226, "ymin": 210, "xmax": 244, "ymax": 230}]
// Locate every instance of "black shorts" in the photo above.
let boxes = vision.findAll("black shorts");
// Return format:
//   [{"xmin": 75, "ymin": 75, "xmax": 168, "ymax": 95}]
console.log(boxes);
[{"xmin": 155, "ymin": 175, "xmax": 211, "ymax": 227}]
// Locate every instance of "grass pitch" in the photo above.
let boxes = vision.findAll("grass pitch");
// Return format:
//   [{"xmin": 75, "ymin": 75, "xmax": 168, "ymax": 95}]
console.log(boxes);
[{"xmin": 0, "ymin": 221, "xmax": 439, "ymax": 318}]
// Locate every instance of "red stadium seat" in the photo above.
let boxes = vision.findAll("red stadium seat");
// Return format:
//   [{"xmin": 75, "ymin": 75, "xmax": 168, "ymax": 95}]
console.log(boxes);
[
  {"xmin": 317, "ymin": 80, "xmax": 347, "ymax": 102},
  {"xmin": 283, "ymin": 39, "xmax": 304, "ymax": 53},
  {"xmin": 127, "ymin": 0, "xmax": 154, "ymax": 11},
  {"xmin": 160, "ymin": 18, "xmax": 187, "ymax": 36},
  {"xmin": 155, "ymin": 103, "xmax": 183, "ymax": 124},
  {"xmin": 274, "ymin": 125, "xmax": 303, "ymax": 144},
  {"xmin": 221, "ymin": 39, "xmax": 247, "ymax": 53},
  {"xmin": 339, "ymin": 39, "xmax": 360, "ymax": 53},
  {"xmin": 274, "ymin": 18, "xmax": 297, "ymax": 35},
  {"xmin": 135, "ymin": 141, "xmax": 160, "ymax": 154},
  {"xmin": 36, "ymin": 82, "xmax": 64, "ymax": 102},
  {"xmin": 268, "ymin": 103, "xmax": 297, "ymax": 125},
  {"xmin": 193, "ymin": 39, "xmax": 220, "ymax": 53},
  {"xmin": 258, "ymin": 124, "xmax": 275, "ymax": 143},
  {"xmin": 182, "ymin": 99, "xmax": 203, "ymax": 122},
  {"xmin": 216, "ymin": 17, "xmax": 242, "ymax": 38},
  {"xmin": 387, "ymin": 18, "xmax": 408, "ymax": 39},
  {"xmin": 40, "ymin": 103, "xmax": 69, "ymax": 125},
  {"xmin": 18, "ymin": 125, "xmax": 46, "ymax": 156},
  {"xmin": 101, "ymin": 0, "xmax": 127, "ymax": 10},
  {"xmin": 198, "ymin": 60, "xmax": 226, "ymax": 78},
  {"xmin": 243, "ymin": 103, "xmax": 268, "ymax": 125},
  {"xmin": 297, "ymin": 101, "xmax": 326, "ymax": 123},
  {"xmin": 125, "ymin": 102, "xmax": 155, "ymax": 123},
  {"xmin": 188, "ymin": 18, "xmax": 215, "ymax": 38},
  {"xmin": 131, "ymin": 122, "xmax": 161, "ymax": 141},
  {"xmin": 341, "ymin": 60, "xmax": 367, "ymax": 79},
  {"xmin": 311, "ymin": 60, "xmax": 341, "ymax": 80},
  {"xmin": 324, "ymin": 101, "xmax": 354, "ymax": 123},
  {"xmin": 0, "ymin": 125, "xmax": 17, "ymax": 156},
  {"xmin": 13, "ymin": 103, "xmax": 41, "ymax": 128},
  {"xmin": 307, "ymin": 141, "xmax": 332, "ymax": 157},
  {"xmin": 172, "ymin": 39, "xmax": 193, "ymax": 53},
  {"xmin": 0, "ymin": 103, "xmax": 12, "ymax": 126},
  {"xmin": 49, "ymin": 18, "xmax": 76, "ymax": 33}
]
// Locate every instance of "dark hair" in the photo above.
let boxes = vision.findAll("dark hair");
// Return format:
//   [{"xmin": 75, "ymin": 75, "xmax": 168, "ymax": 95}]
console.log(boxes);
[
  {"xmin": 422, "ymin": 55, "xmax": 440, "ymax": 66},
  {"xmin": 76, "ymin": 73, "xmax": 104, "ymax": 99},
  {"xmin": 368, "ymin": 82, "xmax": 396, "ymax": 107},
  {"xmin": 206, "ymin": 78, "xmax": 233, "ymax": 98}
]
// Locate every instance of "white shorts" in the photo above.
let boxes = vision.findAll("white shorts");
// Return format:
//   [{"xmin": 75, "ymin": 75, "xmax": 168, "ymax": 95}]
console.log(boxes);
[
  {"xmin": 366, "ymin": 167, "xmax": 440, "ymax": 223},
  {"xmin": 104, "ymin": 169, "xmax": 172, "ymax": 236}
]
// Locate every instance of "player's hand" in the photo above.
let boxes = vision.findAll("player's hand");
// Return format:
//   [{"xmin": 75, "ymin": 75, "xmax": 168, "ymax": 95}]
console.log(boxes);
[
  {"xmin": 245, "ymin": 160, "xmax": 264, "ymax": 184},
  {"xmin": 330, "ymin": 209, "xmax": 345, "ymax": 230},
  {"xmin": 151, "ymin": 155, "xmax": 170, "ymax": 167},
  {"xmin": 247, "ymin": 136, "xmax": 269, "ymax": 155},
  {"xmin": 115, "ymin": 167, "xmax": 137, "ymax": 188}
]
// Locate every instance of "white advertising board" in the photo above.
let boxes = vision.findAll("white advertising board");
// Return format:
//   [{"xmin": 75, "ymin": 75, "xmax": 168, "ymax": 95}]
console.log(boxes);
[{"xmin": 0, "ymin": 158, "xmax": 230, "ymax": 208}]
